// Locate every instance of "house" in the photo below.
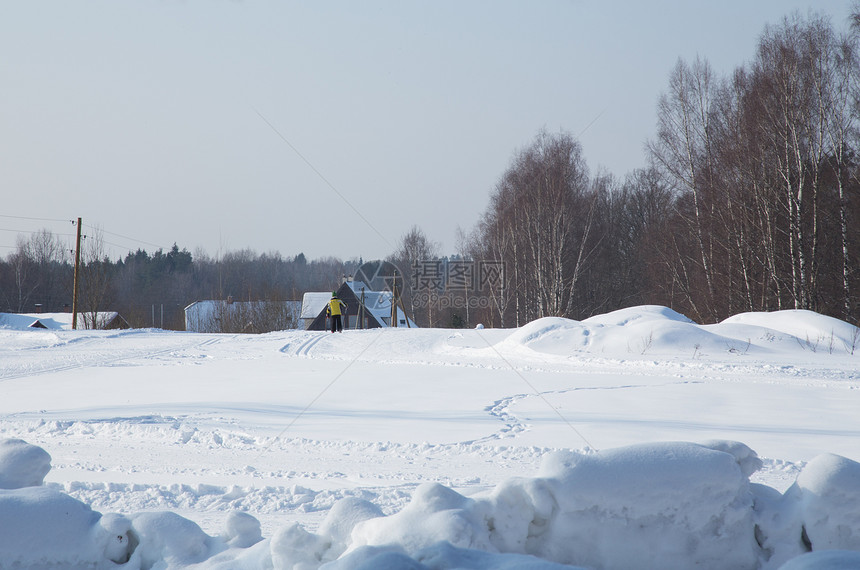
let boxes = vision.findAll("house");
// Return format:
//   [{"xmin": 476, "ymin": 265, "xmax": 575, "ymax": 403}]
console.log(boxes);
[
  {"xmin": 301, "ymin": 279, "xmax": 416, "ymax": 331},
  {"xmin": 86, "ymin": 312, "xmax": 131, "ymax": 330},
  {"xmin": 0, "ymin": 312, "xmax": 130, "ymax": 331},
  {"xmin": 184, "ymin": 299, "xmax": 302, "ymax": 333}
]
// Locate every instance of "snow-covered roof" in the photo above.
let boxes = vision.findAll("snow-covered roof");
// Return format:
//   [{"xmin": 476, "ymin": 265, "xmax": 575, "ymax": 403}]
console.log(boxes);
[
  {"xmin": 300, "ymin": 293, "xmax": 333, "ymax": 320},
  {"xmin": 342, "ymin": 281, "xmax": 416, "ymax": 327},
  {"xmin": 0, "ymin": 312, "xmax": 120, "ymax": 331}
]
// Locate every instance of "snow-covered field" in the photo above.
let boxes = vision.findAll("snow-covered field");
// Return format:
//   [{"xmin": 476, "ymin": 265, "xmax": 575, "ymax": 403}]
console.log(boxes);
[{"xmin": 1, "ymin": 306, "xmax": 860, "ymax": 569}]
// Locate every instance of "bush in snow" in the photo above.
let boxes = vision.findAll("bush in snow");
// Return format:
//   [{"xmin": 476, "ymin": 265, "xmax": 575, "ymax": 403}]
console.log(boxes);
[{"xmin": 0, "ymin": 438, "xmax": 51, "ymax": 489}]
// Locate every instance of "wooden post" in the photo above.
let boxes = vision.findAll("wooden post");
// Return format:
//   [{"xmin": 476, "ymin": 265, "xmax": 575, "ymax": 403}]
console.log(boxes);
[
  {"xmin": 391, "ymin": 271, "xmax": 398, "ymax": 327},
  {"xmin": 71, "ymin": 217, "xmax": 82, "ymax": 330}
]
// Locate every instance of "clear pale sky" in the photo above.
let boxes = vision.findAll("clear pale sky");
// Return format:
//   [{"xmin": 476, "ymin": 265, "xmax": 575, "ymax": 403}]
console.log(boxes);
[{"xmin": 1, "ymin": 1, "xmax": 853, "ymax": 261}]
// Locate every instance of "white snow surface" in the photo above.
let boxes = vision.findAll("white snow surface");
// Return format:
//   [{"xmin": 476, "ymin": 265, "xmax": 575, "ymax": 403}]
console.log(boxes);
[{"xmin": 1, "ymin": 305, "xmax": 859, "ymax": 569}]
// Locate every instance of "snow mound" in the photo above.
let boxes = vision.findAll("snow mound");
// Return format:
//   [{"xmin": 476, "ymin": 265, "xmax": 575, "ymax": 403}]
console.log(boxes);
[
  {"xmin": 0, "ymin": 438, "xmax": 52, "ymax": 489},
  {"xmin": 499, "ymin": 306, "xmax": 860, "ymax": 357},
  {"xmin": 792, "ymin": 453, "xmax": 860, "ymax": 551},
  {"xmin": 0, "ymin": 486, "xmax": 136, "ymax": 567},
  {"xmin": 502, "ymin": 317, "xmax": 592, "ymax": 354},
  {"xmin": 531, "ymin": 442, "xmax": 760, "ymax": 569},
  {"xmin": 582, "ymin": 304, "xmax": 694, "ymax": 327},
  {"xmin": 500, "ymin": 307, "xmax": 741, "ymax": 357},
  {"xmin": 722, "ymin": 310, "xmax": 860, "ymax": 354},
  {"xmin": 131, "ymin": 511, "xmax": 222, "ymax": 568},
  {"xmin": 223, "ymin": 510, "xmax": 264, "ymax": 548}
]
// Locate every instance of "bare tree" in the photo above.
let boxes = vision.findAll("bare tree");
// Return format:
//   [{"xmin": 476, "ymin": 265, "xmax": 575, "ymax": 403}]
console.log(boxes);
[
  {"xmin": 79, "ymin": 227, "xmax": 115, "ymax": 329},
  {"xmin": 648, "ymin": 57, "xmax": 720, "ymax": 321},
  {"xmin": 389, "ymin": 225, "xmax": 440, "ymax": 326},
  {"xmin": 828, "ymin": 19, "xmax": 859, "ymax": 318},
  {"xmin": 475, "ymin": 130, "xmax": 596, "ymax": 323},
  {"xmin": 7, "ymin": 236, "xmax": 37, "ymax": 313}
]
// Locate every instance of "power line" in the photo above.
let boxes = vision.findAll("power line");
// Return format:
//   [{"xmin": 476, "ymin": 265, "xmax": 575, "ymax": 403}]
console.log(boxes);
[
  {"xmin": 0, "ymin": 227, "xmax": 76, "ymax": 238},
  {"xmin": 0, "ymin": 216, "xmax": 167, "ymax": 260},
  {"xmin": 253, "ymin": 107, "xmax": 394, "ymax": 251},
  {"xmin": 83, "ymin": 223, "xmax": 166, "ymax": 250},
  {"xmin": 0, "ymin": 214, "xmax": 71, "ymax": 223}
]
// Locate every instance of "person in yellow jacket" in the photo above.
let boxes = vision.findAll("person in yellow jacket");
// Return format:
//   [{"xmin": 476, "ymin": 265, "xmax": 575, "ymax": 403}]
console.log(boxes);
[{"xmin": 326, "ymin": 292, "xmax": 347, "ymax": 333}]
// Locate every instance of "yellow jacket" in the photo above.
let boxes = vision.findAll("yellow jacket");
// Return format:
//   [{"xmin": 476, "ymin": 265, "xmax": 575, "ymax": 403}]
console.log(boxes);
[{"xmin": 328, "ymin": 298, "xmax": 346, "ymax": 317}]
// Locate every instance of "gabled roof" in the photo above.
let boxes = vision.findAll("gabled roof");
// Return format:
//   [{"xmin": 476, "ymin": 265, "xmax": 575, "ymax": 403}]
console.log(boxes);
[
  {"xmin": 346, "ymin": 281, "xmax": 416, "ymax": 327},
  {"xmin": 300, "ymin": 293, "xmax": 334, "ymax": 320}
]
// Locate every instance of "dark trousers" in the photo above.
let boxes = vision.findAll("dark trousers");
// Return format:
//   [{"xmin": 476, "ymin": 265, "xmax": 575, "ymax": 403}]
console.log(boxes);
[{"xmin": 330, "ymin": 314, "xmax": 342, "ymax": 333}]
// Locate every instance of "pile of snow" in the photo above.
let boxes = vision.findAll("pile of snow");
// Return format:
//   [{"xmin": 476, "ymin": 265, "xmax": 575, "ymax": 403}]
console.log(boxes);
[
  {"xmin": 0, "ymin": 438, "xmax": 51, "ymax": 489},
  {"xmin": 3, "ymin": 437, "xmax": 860, "ymax": 569},
  {"xmin": 501, "ymin": 306, "xmax": 860, "ymax": 357}
]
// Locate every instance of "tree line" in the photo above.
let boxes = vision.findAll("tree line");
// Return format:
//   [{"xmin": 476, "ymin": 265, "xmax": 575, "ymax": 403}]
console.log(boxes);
[
  {"xmin": 462, "ymin": 11, "xmax": 860, "ymax": 327},
  {"xmin": 0, "ymin": 228, "xmax": 359, "ymax": 330}
]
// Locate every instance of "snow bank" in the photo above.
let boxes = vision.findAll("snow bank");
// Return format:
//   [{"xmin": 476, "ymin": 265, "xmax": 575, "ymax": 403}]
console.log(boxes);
[
  {"xmin": 2, "ymin": 437, "xmax": 860, "ymax": 569},
  {"xmin": 534, "ymin": 442, "xmax": 760, "ymax": 569},
  {"xmin": 500, "ymin": 306, "xmax": 860, "ymax": 357},
  {"xmin": 346, "ymin": 441, "xmax": 760, "ymax": 569}
]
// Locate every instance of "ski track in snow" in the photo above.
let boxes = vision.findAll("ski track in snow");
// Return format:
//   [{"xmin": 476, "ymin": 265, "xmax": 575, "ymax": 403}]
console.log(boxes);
[
  {"xmin": 280, "ymin": 332, "xmax": 329, "ymax": 357},
  {"xmin": 0, "ymin": 331, "xmax": 231, "ymax": 382}
]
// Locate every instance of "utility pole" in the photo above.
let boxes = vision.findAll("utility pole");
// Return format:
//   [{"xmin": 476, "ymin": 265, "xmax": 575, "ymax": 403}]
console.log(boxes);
[
  {"xmin": 71, "ymin": 217, "xmax": 82, "ymax": 330},
  {"xmin": 391, "ymin": 271, "xmax": 398, "ymax": 327}
]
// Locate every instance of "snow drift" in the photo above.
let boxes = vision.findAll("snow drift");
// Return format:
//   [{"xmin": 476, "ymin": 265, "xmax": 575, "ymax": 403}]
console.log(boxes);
[
  {"xmin": 3, "ymin": 437, "xmax": 860, "ymax": 569},
  {"xmin": 501, "ymin": 306, "xmax": 860, "ymax": 357}
]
